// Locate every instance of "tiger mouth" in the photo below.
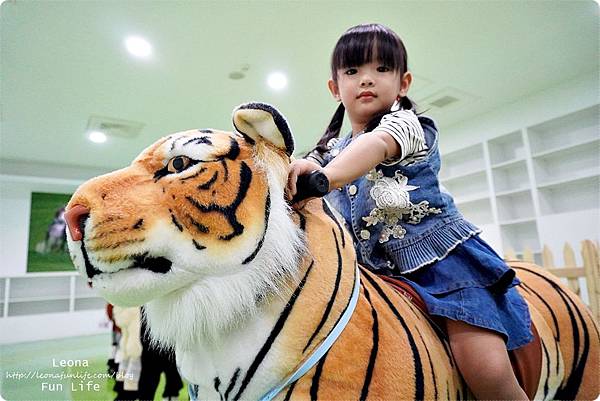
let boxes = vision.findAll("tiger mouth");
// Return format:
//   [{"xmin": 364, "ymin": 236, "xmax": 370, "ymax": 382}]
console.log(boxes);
[
  {"xmin": 80, "ymin": 242, "xmax": 173, "ymax": 280},
  {"xmin": 77, "ymin": 216, "xmax": 172, "ymax": 280}
]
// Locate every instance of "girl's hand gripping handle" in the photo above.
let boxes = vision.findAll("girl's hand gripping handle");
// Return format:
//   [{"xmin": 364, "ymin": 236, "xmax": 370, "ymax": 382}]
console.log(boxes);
[{"xmin": 291, "ymin": 171, "xmax": 330, "ymax": 204}]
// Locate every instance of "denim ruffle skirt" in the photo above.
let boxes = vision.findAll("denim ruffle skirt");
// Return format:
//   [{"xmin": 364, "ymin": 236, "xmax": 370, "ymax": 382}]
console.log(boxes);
[{"xmin": 399, "ymin": 235, "xmax": 533, "ymax": 350}]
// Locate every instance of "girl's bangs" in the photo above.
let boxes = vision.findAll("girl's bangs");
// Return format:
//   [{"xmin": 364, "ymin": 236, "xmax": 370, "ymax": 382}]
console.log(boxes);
[{"xmin": 332, "ymin": 30, "xmax": 402, "ymax": 74}]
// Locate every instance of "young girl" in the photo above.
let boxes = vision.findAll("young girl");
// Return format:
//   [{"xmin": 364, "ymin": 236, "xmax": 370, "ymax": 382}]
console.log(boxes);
[{"xmin": 287, "ymin": 23, "xmax": 533, "ymax": 401}]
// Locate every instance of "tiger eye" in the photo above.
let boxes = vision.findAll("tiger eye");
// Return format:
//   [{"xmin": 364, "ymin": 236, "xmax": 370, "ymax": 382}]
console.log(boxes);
[
  {"xmin": 168, "ymin": 156, "xmax": 190, "ymax": 173},
  {"xmin": 173, "ymin": 157, "xmax": 184, "ymax": 170}
]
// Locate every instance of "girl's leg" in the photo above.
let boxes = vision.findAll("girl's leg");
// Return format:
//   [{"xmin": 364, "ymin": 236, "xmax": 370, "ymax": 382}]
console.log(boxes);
[{"xmin": 445, "ymin": 319, "xmax": 528, "ymax": 401}]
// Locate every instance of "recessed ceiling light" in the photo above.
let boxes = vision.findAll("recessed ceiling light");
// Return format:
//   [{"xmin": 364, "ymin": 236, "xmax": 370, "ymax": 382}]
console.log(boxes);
[
  {"xmin": 88, "ymin": 131, "xmax": 107, "ymax": 144},
  {"xmin": 125, "ymin": 36, "xmax": 153, "ymax": 59},
  {"xmin": 267, "ymin": 72, "xmax": 287, "ymax": 90}
]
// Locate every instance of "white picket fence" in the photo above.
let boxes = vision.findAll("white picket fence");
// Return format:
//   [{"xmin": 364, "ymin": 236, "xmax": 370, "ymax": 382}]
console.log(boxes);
[{"xmin": 505, "ymin": 239, "xmax": 600, "ymax": 322}]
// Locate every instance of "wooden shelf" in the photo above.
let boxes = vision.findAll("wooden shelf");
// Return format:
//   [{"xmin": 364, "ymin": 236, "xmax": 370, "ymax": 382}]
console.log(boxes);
[
  {"xmin": 538, "ymin": 174, "xmax": 599, "ymax": 215},
  {"xmin": 495, "ymin": 187, "xmax": 531, "ymax": 197},
  {"xmin": 456, "ymin": 197, "xmax": 494, "ymax": 225},
  {"xmin": 440, "ymin": 168, "xmax": 487, "ymax": 183},
  {"xmin": 439, "ymin": 143, "xmax": 485, "ymax": 182},
  {"xmin": 488, "ymin": 130, "xmax": 525, "ymax": 166},
  {"xmin": 537, "ymin": 171, "xmax": 599, "ymax": 189},
  {"xmin": 500, "ymin": 219, "xmax": 540, "ymax": 253},
  {"xmin": 491, "ymin": 157, "xmax": 526, "ymax": 170},
  {"xmin": 454, "ymin": 192, "xmax": 490, "ymax": 205},
  {"xmin": 499, "ymin": 217, "xmax": 537, "ymax": 226},
  {"xmin": 532, "ymin": 137, "xmax": 599, "ymax": 159},
  {"xmin": 9, "ymin": 296, "xmax": 71, "ymax": 303},
  {"xmin": 492, "ymin": 160, "xmax": 529, "ymax": 193},
  {"xmin": 528, "ymin": 105, "xmax": 599, "ymax": 155}
]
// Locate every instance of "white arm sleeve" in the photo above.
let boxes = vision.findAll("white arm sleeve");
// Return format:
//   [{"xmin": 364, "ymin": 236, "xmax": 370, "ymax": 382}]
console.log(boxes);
[{"xmin": 375, "ymin": 109, "xmax": 428, "ymax": 165}]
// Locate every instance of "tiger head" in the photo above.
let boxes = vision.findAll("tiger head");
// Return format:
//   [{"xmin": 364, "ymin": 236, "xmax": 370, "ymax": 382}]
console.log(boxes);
[{"xmin": 65, "ymin": 103, "xmax": 305, "ymax": 345}]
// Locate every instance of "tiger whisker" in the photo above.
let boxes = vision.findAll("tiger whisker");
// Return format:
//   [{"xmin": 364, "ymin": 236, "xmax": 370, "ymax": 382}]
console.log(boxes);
[
  {"xmin": 92, "ymin": 216, "xmax": 125, "ymax": 230},
  {"xmin": 96, "ymin": 255, "xmax": 134, "ymax": 264},
  {"xmin": 86, "ymin": 238, "xmax": 145, "ymax": 251},
  {"xmin": 88, "ymin": 226, "xmax": 142, "ymax": 240}
]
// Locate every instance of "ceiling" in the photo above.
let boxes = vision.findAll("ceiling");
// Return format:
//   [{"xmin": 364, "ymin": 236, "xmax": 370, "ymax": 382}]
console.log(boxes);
[{"xmin": 1, "ymin": 0, "xmax": 598, "ymax": 177}]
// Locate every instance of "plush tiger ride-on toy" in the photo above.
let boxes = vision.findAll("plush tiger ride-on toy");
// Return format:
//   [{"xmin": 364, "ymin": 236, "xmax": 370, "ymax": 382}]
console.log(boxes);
[{"xmin": 65, "ymin": 103, "xmax": 599, "ymax": 401}]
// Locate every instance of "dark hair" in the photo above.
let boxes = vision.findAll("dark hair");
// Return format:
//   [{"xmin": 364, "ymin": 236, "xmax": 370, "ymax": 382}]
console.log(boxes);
[{"xmin": 312, "ymin": 23, "xmax": 415, "ymax": 154}]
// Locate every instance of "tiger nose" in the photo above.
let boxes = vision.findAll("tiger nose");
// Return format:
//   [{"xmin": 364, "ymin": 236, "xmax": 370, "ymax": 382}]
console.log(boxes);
[{"xmin": 64, "ymin": 204, "xmax": 90, "ymax": 241}]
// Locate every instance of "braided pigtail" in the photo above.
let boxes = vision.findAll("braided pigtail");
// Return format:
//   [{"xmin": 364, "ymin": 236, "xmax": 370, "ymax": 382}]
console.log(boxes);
[
  {"xmin": 401, "ymin": 96, "xmax": 415, "ymax": 112},
  {"xmin": 309, "ymin": 103, "xmax": 345, "ymax": 156}
]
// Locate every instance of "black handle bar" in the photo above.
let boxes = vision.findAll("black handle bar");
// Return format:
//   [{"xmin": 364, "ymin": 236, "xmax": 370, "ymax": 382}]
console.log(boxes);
[{"xmin": 291, "ymin": 170, "xmax": 330, "ymax": 204}]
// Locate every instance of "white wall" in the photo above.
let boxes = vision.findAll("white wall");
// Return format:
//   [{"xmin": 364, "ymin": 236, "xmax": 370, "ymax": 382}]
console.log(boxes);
[
  {"xmin": 0, "ymin": 183, "xmax": 31, "ymax": 277},
  {"xmin": 537, "ymin": 210, "xmax": 600, "ymax": 266},
  {"xmin": 0, "ymin": 310, "xmax": 109, "ymax": 344},
  {"xmin": 439, "ymin": 72, "xmax": 598, "ymax": 153},
  {"xmin": 0, "ymin": 160, "xmax": 109, "ymax": 277}
]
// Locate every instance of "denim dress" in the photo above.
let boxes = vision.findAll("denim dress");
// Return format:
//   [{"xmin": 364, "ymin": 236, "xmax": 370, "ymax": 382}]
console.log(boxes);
[{"xmin": 320, "ymin": 115, "xmax": 533, "ymax": 350}]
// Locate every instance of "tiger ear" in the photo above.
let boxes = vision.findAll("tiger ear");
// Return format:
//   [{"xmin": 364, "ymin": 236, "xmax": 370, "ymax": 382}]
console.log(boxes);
[{"xmin": 232, "ymin": 102, "xmax": 295, "ymax": 157}]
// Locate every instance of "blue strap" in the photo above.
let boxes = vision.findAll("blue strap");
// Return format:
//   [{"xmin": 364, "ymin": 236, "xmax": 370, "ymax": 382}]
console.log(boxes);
[
  {"xmin": 187, "ymin": 265, "xmax": 361, "ymax": 401},
  {"xmin": 258, "ymin": 264, "xmax": 361, "ymax": 401}
]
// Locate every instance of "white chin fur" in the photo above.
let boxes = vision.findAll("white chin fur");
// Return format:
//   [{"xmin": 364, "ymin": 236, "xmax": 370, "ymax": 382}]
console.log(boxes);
[
  {"xmin": 94, "ymin": 268, "xmax": 197, "ymax": 307},
  {"xmin": 144, "ymin": 173, "xmax": 305, "ymax": 349}
]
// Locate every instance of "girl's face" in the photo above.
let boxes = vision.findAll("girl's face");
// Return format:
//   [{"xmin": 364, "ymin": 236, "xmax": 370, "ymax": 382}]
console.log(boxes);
[{"xmin": 328, "ymin": 61, "xmax": 412, "ymax": 129}]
